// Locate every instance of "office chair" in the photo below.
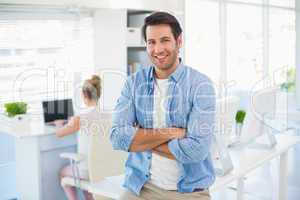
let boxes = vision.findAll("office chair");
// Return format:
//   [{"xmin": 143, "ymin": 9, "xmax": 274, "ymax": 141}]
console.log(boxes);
[{"xmin": 60, "ymin": 113, "xmax": 127, "ymax": 200}]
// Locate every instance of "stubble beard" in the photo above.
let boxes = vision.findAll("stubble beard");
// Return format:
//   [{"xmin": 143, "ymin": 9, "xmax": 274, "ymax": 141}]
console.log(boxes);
[{"xmin": 152, "ymin": 48, "xmax": 179, "ymax": 72}]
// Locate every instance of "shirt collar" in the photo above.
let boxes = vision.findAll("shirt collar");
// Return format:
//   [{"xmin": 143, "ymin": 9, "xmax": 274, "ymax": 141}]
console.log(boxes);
[
  {"xmin": 148, "ymin": 58, "xmax": 185, "ymax": 83},
  {"xmin": 169, "ymin": 62, "xmax": 185, "ymax": 83}
]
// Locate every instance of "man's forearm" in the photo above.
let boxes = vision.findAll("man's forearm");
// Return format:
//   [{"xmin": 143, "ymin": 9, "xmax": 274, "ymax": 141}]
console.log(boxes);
[
  {"xmin": 129, "ymin": 128, "xmax": 184, "ymax": 152},
  {"xmin": 152, "ymin": 142, "xmax": 175, "ymax": 160},
  {"xmin": 129, "ymin": 128, "xmax": 172, "ymax": 152}
]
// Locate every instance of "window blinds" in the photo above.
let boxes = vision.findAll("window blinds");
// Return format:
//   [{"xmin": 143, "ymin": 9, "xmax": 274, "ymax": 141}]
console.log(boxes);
[{"xmin": 0, "ymin": 6, "xmax": 94, "ymax": 114}]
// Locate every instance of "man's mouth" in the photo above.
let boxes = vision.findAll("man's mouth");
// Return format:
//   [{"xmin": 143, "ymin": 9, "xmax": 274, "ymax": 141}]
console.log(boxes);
[{"xmin": 155, "ymin": 55, "xmax": 168, "ymax": 63}]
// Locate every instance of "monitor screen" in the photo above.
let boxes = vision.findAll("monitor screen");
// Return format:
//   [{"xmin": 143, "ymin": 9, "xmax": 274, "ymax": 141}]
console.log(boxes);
[{"xmin": 42, "ymin": 99, "xmax": 74, "ymax": 123}]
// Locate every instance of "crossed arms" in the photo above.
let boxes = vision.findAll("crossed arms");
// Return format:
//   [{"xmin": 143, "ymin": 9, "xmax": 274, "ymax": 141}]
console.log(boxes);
[
  {"xmin": 110, "ymin": 77, "xmax": 215, "ymax": 164},
  {"xmin": 129, "ymin": 127, "xmax": 186, "ymax": 160}
]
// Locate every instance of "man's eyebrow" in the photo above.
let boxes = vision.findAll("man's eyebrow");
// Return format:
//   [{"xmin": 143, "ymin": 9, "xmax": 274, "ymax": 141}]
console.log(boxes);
[
  {"xmin": 147, "ymin": 36, "xmax": 171, "ymax": 42},
  {"xmin": 160, "ymin": 36, "xmax": 171, "ymax": 40}
]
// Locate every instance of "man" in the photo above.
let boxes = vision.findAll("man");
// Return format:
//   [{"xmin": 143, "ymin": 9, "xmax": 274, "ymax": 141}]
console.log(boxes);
[{"xmin": 110, "ymin": 11, "xmax": 216, "ymax": 200}]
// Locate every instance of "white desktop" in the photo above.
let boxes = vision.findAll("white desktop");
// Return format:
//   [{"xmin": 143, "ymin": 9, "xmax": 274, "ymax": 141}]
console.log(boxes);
[{"xmin": 0, "ymin": 112, "xmax": 77, "ymax": 200}]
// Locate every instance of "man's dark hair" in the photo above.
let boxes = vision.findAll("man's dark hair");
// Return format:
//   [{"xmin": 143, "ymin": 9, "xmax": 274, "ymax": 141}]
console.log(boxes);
[{"xmin": 142, "ymin": 11, "xmax": 182, "ymax": 41}]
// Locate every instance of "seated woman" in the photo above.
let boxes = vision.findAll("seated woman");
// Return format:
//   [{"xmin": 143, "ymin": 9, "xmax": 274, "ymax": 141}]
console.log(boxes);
[{"xmin": 55, "ymin": 75, "xmax": 102, "ymax": 200}]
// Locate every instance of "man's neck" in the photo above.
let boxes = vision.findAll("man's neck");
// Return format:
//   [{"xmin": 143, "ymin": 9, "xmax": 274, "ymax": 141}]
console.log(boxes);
[{"xmin": 154, "ymin": 59, "xmax": 180, "ymax": 79}]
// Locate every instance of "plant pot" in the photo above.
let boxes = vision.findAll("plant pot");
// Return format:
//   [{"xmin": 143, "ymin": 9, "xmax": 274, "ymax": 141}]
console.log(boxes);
[
  {"xmin": 228, "ymin": 123, "xmax": 244, "ymax": 148},
  {"xmin": 235, "ymin": 123, "xmax": 243, "ymax": 138},
  {"xmin": 2, "ymin": 113, "xmax": 30, "ymax": 125}
]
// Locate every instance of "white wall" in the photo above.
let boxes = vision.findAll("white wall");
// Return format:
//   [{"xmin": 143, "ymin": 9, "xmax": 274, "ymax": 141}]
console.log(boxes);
[{"xmin": 93, "ymin": 9, "xmax": 127, "ymax": 112}]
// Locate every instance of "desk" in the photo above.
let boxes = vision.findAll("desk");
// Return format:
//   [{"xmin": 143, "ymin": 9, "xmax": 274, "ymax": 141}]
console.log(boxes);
[
  {"xmin": 88, "ymin": 132, "xmax": 300, "ymax": 200},
  {"xmin": 265, "ymin": 111, "xmax": 300, "ymax": 134},
  {"xmin": 0, "ymin": 115, "xmax": 77, "ymax": 200}
]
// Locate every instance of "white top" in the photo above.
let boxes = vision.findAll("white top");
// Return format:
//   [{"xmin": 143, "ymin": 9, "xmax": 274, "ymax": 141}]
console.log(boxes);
[
  {"xmin": 148, "ymin": 78, "xmax": 181, "ymax": 190},
  {"xmin": 77, "ymin": 106, "xmax": 101, "ymax": 171}
]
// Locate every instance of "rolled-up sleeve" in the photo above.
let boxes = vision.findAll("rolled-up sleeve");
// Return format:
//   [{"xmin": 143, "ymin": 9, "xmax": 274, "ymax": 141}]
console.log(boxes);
[
  {"xmin": 110, "ymin": 78, "xmax": 137, "ymax": 152},
  {"xmin": 168, "ymin": 79, "xmax": 216, "ymax": 164}
]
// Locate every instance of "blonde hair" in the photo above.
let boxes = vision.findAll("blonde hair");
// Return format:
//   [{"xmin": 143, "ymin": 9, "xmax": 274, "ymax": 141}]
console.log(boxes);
[{"xmin": 82, "ymin": 75, "xmax": 101, "ymax": 101}]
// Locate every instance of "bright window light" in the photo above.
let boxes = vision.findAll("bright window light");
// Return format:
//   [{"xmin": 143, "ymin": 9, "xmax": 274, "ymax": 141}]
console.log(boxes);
[{"xmin": 0, "ymin": 17, "xmax": 94, "ymax": 113}]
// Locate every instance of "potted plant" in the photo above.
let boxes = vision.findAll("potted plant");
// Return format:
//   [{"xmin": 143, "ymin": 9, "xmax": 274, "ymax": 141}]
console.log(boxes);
[
  {"xmin": 235, "ymin": 110, "xmax": 246, "ymax": 142},
  {"xmin": 278, "ymin": 67, "xmax": 297, "ymax": 111},
  {"xmin": 4, "ymin": 102, "xmax": 27, "ymax": 120},
  {"xmin": 280, "ymin": 67, "xmax": 295, "ymax": 92}
]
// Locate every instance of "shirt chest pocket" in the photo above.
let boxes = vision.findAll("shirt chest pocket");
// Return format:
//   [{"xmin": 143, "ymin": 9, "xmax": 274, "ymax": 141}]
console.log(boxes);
[
  {"xmin": 169, "ymin": 97, "xmax": 191, "ymax": 127},
  {"xmin": 135, "ymin": 95, "xmax": 153, "ymax": 128}
]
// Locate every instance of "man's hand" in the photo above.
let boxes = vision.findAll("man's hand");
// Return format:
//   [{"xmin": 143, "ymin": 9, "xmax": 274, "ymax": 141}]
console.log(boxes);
[
  {"xmin": 151, "ymin": 128, "xmax": 186, "ymax": 160},
  {"xmin": 152, "ymin": 143, "xmax": 176, "ymax": 160},
  {"xmin": 165, "ymin": 127, "xmax": 186, "ymax": 139}
]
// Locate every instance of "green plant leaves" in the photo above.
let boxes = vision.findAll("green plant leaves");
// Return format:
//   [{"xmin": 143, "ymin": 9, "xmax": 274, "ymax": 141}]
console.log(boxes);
[
  {"xmin": 4, "ymin": 102, "xmax": 27, "ymax": 117},
  {"xmin": 235, "ymin": 110, "xmax": 246, "ymax": 124}
]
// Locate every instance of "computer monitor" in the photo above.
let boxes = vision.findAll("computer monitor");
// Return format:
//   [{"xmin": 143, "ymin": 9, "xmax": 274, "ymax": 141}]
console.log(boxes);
[
  {"xmin": 42, "ymin": 99, "xmax": 74, "ymax": 123},
  {"xmin": 241, "ymin": 88, "xmax": 277, "ymax": 148}
]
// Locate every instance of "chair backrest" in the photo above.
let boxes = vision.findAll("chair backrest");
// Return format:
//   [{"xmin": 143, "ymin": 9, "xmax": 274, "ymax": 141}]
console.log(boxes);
[
  {"xmin": 215, "ymin": 96, "xmax": 240, "ymax": 145},
  {"xmin": 241, "ymin": 87, "xmax": 277, "ymax": 143},
  {"xmin": 87, "ymin": 112, "xmax": 127, "ymax": 183}
]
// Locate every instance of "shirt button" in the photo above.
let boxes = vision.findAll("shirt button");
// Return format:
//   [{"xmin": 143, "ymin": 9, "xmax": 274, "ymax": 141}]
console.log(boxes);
[
  {"xmin": 147, "ymin": 156, "xmax": 151, "ymax": 159},
  {"xmin": 146, "ymin": 174, "xmax": 149, "ymax": 178}
]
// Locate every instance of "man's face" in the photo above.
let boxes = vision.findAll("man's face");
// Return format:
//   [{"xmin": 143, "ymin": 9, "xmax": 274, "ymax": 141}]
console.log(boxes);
[{"xmin": 145, "ymin": 24, "xmax": 182, "ymax": 71}]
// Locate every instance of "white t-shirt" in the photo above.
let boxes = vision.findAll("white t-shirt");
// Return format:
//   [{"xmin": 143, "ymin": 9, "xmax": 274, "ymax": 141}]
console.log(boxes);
[{"xmin": 148, "ymin": 78, "xmax": 181, "ymax": 190}]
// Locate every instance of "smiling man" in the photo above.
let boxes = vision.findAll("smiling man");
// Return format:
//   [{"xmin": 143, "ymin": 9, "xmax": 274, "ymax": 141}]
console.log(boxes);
[{"xmin": 110, "ymin": 12, "xmax": 216, "ymax": 200}]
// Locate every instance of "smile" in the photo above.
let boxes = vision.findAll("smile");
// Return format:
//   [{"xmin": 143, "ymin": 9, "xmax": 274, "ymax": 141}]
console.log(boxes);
[{"xmin": 155, "ymin": 55, "xmax": 168, "ymax": 61}]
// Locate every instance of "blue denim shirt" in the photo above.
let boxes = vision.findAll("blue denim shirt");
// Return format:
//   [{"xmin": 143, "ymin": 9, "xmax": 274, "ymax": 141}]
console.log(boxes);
[{"xmin": 110, "ymin": 63, "xmax": 216, "ymax": 195}]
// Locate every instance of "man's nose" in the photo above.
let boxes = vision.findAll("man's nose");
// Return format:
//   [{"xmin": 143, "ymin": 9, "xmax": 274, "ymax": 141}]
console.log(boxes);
[{"xmin": 153, "ymin": 43, "xmax": 164, "ymax": 54}]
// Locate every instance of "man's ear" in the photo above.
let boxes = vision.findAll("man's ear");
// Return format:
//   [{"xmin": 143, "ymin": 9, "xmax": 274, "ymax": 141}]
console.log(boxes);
[{"xmin": 176, "ymin": 34, "xmax": 183, "ymax": 48}]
